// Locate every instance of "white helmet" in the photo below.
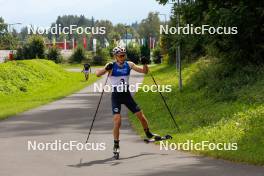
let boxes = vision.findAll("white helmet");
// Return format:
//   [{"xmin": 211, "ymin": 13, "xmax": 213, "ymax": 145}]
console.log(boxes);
[{"xmin": 112, "ymin": 46, "xmax": 126, "ymax": 55}]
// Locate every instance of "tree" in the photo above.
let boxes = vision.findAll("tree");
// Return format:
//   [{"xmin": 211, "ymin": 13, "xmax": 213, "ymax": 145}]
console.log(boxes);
[
  {"xmin": 140, "ymin": 42, "xmax": 151, "ymax": 63},
  {"xmin": 18, "ymin": 27, "xmax": 29, "ymax": 42},
  {"xmin": 46, "ymin": 47, "xmax": 63, "ymax": 63},
  {"xmin": 0, "ymin": 17, "xmax": 18, "ymax": 50},
  {"xmin": 27, "ymin": 35, "xmax": 45, "ymax": 58},
  {"xmin": 0, "ymin": 17, "xmax": 7, "ymax": 33},
  {"xmin": 15, "ymin": 35, "xmax": 45, "ymax": 59},
  {"xmin": 138, "ymin": 12, "xmax": 161, "ymax": 39},
  {"xmin": 156, "ymin": 0, "xmax": 264, "ymax": 65},
  {"xmin": 152, "ymin": 45, "xmax": 162, "ymax": 64},
  {"xmin": 93, "ymin": 47, "xmax": 110, "ymax": 65},
  {"xmin": 94, "ymin": 20, "xmax": 114, "ymax": 47},
  {"xmin": 127, "ymin": 43, "xmax": 141, "ymax": 64},
  {"xmin": 70, "ymin": 46, "xmax": 87, "ymax": 63}
]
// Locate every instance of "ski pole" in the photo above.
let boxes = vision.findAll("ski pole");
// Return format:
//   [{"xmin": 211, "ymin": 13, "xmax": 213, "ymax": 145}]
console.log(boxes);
[
  {"xmin": 149, "ymin": 73, "xmax": 181, "ymax": 132},
  {"xmin": 85, "ymin": 72, "xmax": 110, "ymax": 143}
]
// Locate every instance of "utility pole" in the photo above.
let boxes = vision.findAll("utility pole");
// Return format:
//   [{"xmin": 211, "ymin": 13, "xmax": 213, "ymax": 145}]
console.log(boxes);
[
  {"xmin": 177, "ymin": 0, "xmax": 182, "ymax": 91},
  {"xmin": 169, "ymin": 0, "xmax": 182, "ymax": 91},
  {"xmin": 158, "ymin": 13, "xmax": 167, "ymax": 64},
  {"xmin": 158, "ymin": 13, "xmax": 167, "ymax": 24}
]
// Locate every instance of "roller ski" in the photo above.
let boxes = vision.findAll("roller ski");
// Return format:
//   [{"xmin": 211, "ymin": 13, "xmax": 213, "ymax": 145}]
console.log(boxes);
[
  {"xmin": 113, "ymin": 140, "xmax": 120, "ymax": 160},
  {"xmin": 144, "ymin": 134, "xmax": 172, "ymax": 143},
  {"xmin": 144, "ymin": 129, "xmax": 172, "ymax": 143},
  {"xmin": 113, "ymin": 145, "xmax": 120, "ymax": 160}
]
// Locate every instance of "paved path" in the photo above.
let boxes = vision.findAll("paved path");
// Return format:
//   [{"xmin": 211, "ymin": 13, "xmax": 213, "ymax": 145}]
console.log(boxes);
[
  {"xmin": 66, "ymin": 67, "xmax": 101, "ymax": 73},
  {"xmin": 0, "ymin": 71, "xmax": 263, "ymax": 176}
]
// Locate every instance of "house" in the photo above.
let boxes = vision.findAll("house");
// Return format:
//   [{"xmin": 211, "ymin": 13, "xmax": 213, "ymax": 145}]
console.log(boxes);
[{"xmin": 119, "ymin": 33, "xmax": 136, "ymax": 47}]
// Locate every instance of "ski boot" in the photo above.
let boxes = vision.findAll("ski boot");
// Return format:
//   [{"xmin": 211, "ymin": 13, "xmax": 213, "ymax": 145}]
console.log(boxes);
[
  {"xmin": 113, "ymin": 140, "xmax": 120, "ymax": 160},
  {"xmin": 144, "ymin": 128, "xmax": 172, "ymax": 143},
  {"xmin": 113, "ymin": 145, "xmax": 120, "ymax": 160}
]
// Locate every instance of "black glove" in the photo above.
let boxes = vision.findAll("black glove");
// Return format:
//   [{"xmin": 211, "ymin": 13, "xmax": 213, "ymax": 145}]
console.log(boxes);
[
  {"xmin": 141, "ymin": 57, "xmax": 149, "ymax": 65},
  {"xmin": 105, "ymin": 62, "xmax": 113, "ymax": 71}
]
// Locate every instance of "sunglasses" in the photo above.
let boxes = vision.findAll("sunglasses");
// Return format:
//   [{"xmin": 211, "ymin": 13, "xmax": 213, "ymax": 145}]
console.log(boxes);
[{"xmin": 117, "ymin": 54, "xmax": 125, "ymax": 58}]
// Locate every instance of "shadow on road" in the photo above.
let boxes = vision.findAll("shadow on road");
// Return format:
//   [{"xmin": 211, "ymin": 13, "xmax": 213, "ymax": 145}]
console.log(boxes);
[{"xmin": 68, "ymin": 152, "xmax": 168, "ymax": 168}]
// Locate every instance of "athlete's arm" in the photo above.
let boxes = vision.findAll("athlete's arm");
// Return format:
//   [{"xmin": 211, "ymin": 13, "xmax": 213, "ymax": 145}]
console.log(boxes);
[
  {"xmin": 128, "ymin": 61, "xmax": 149, "ymax": 74},
  {"xmin": 96, "ymin": 62, "xmax": 113, "ymax": 77},
  {"xmin": 95, "ymin": 67, "xmax": 108, "ymax": 77}
]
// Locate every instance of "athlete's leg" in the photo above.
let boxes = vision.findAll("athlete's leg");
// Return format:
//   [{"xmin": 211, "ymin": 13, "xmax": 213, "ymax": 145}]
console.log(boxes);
[
  {"xmin": 135, "ymin": 111, "xmax": 148, "ymax": 129},
  {"xmin": 111, "ymin": 92, "xmax": 121, "ymax": 148},
  {"xmin": 84, "ymin": 72, "xmax": 89, "ymax": 81},
  {"xmin": 135, "ymin": 111, "xmax": 154, "ymax": 138},
  {"xmin": 124, "ymin": 92, "xmax": 154, "ymax": 139},
  {"xmin": 113, "ymin": 114, "xmax": 121, "ymax": 141}
]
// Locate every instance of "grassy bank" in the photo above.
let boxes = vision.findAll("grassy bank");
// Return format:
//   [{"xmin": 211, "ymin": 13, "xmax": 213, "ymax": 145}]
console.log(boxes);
[
  {"xmin": 129, "ymin": 57, "xmax": 264, "ymax": 165},
  {"xmin": 0, "ymin": 59, "xmax": 98, "ymax": 120}
]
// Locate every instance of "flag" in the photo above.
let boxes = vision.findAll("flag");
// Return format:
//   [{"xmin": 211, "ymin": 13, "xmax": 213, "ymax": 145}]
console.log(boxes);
[
  {"xmin": 83, "ymin": 37, "xmax": 87, "ymax": 49},
  {"xmin": 93, "ymin": 39, "xmax": 97, "ymax": 52},
  {"xmin": 90, "ymin": 35, "xmax": 93, "ymax": 50},
  {"xmin": 141, "ymin": 38, "xmax": 144, "ymax": 46},
  {"xmin": 52, "ymin": 37, "xmax": 56, "ymax": 46},
  {"xmin": 149, "ymin": 37, "xmax": 152, "ymax": 49},
  {"xmin": 152, "ymin": 38, "xmax": 155, "ymax": 49},
  {"xmin": 104, "ymin": 38, "xmax": 109, "ymax": 47},
  {"xmin": 149, "ymin": 37, "xmax": 155, "ymax": 49},
  {"xmin": 64, "ymin": 39, "xmax": 67, "ymax": 50},
  {"xmin": 72, "ymin": 38, "xmax": 75, "ymax": 49}
]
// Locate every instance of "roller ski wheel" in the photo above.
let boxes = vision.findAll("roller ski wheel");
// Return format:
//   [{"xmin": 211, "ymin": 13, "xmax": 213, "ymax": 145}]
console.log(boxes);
[
  {"xmin": 144, "ymin": 134, "xmax": 172, "ymax": 143},
  {"xmin": 113, "ymin": 147, "xmax": 120, "ymax": 160}
]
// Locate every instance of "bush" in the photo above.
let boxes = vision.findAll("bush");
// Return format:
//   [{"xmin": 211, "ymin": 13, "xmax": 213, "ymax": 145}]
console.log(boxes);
[
  {"xmin": 70, "ymin": 47, "xmax": 87, "ymax": 63},
  {"xmin": 189, "ymin": 58, "xmax": 262, "ymax": 101},
  {"xmin": 152, "ymin": 46, "xmax": 162, "ymax": 64},
  {"xmin": 46, "ymin": 47, "xmax": 63, "ymax": 63},
  {"xmin": 15, "ymin": 47, "xmax": 26, "ymax": 60},
  {"xmin": 28, "ymin": 36, "xmax": 45, "ymax": 59},
  {"xmin": 107, "ymin": 44, "xmax": 115, "ymax": 57},
  {"xmin": 127, "ymin": 43, "xmax": 141, "ymax": 64},
  {"xmin": 15, "ymin": 35, "xmax": 45, "ymax": 60},
  {"xmin": 162, "ymin": 54, "xmax": 170, "ymax": 64},
  {"xmin": 160, "ymin": 0, "xmax": 263, "ymax": 65},
  {"xmin": 92, "ymin": 48, "xmax": 110, "ymax": 65},
  {"xmin": 140, "ymin": 44, "xmax": 150, "ymax": 64}
]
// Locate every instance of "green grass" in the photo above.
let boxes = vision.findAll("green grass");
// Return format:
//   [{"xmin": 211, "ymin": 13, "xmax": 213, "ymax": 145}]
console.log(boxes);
[
  {"xmin": 0, "ymin": 59, "xmax": 98, "ymax": 120},
  {"xmin": 129, "ymin": 57, "xmax": 264, "ymax": 165}
]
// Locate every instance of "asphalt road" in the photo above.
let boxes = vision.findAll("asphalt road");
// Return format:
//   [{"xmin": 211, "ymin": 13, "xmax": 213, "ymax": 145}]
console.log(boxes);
[{"xmin": 0, "ymin": 70, "xmax": 263, "ymax": 176}]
